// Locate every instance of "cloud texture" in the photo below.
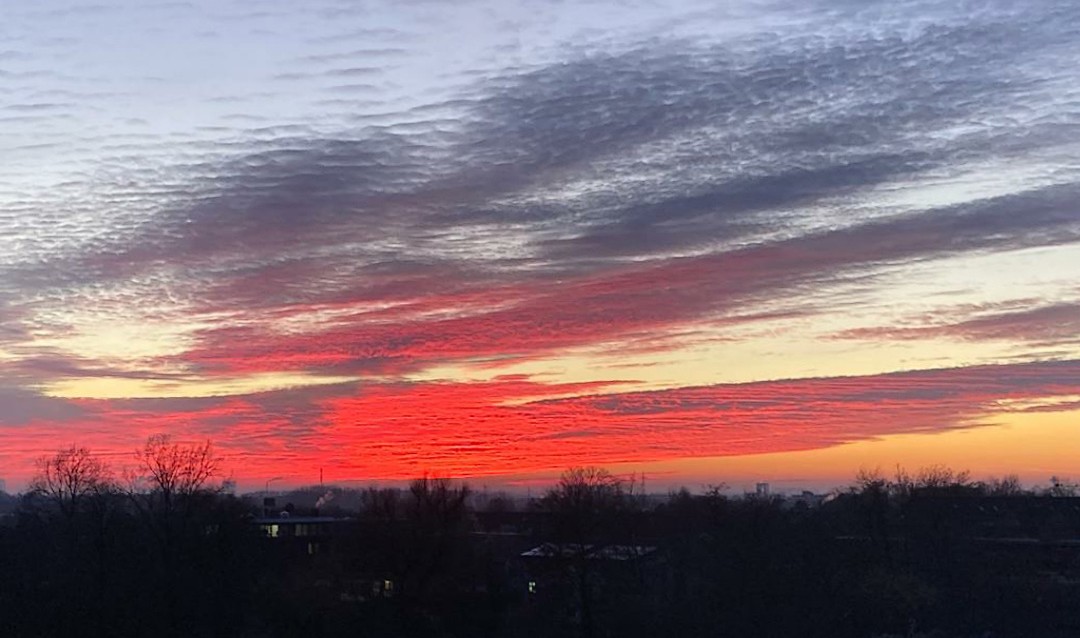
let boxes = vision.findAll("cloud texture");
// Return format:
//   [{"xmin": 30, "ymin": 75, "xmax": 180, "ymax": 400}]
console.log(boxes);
[{"xmin": 2, "ymin": 0, "xmax": 1079, "ymax": 485}]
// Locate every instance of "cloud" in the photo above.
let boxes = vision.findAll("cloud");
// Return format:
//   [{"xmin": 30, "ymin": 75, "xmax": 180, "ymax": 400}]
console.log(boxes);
[
  {"xmin": 0, "ymin": 387, "xmax": 88, "ymax": 426},
  {"xmin": 2, "ymin": 0, "xmax": 1080, "ymax": 485},
  {"xmin": 176, "ymin": 182, "xmax": 1080, "ymax": 377},
  {"xmin": 3, "ymin": 358, "xmax": 1077, "ymax": 483},
  {"xmin": 281, "ymin": 359, "xmax": 1080, "ymax": 477},
  {"xmin": 836, "ymin": 302, "xmax": 1080, "ymax": 347},
  {"xmin": 10, "ymin": 0, "xmax": 1080, "ymax": 297}
]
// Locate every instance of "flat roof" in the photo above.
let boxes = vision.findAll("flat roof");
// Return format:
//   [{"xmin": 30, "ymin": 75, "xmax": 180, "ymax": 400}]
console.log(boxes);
[
  {"xmin": 522, "ymin": 543, "xmax": 657, "ymax": 560},
  {"xmin": 253, "ymin": 516, "xmax": 353, "ymax": 524}
]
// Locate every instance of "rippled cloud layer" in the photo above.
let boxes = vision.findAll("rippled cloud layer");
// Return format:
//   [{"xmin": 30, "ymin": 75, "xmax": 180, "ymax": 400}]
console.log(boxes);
[{"xmin": 2, "ymin": 0, "xmax": 1079, "ymax": 486}]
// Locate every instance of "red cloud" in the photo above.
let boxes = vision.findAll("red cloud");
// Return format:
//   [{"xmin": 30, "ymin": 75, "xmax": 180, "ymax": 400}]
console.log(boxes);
[
  {"xmin": 3, "ymin": 359, "xmax": 1077, "ymax": 487},
  {"xmin": 179, "ymin": 243, "xmax": 833, "ymax": 376}
]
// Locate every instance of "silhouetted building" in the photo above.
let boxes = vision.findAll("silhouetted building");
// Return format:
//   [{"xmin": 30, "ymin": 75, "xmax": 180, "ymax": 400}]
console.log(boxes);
[
  {"xmin": 521, "ymin": 543, "xmax": 665, "ymax": 596},
  {"xmin": 254, "ymin": 515, "xmax": 355, "ymax": 556}
]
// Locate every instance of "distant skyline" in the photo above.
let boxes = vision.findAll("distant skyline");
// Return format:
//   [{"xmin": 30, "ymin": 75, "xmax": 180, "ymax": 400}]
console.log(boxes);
[{"xmin": 2, "ymin": 0, "xmax": 1079, "ymax": 491}]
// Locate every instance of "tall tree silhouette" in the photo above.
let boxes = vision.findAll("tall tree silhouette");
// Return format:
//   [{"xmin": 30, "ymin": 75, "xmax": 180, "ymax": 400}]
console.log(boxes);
[
  {"xmin": 404, "ymin": 476, "xmax": 473, "ymax": 600},
  {"xmin": 132, "ymin": 434, "xmax": 221, "ymax": 514},
  {"xmin": 127, "ymin": 434, "xmax": 223, "ymax": 637},
  {"xmin": 31, "ymin": 445, "xmax": 114, "ymax": 525},
  {"xmin": 540, "ymin": 467, "xmax": 634, "ymax": 638}
]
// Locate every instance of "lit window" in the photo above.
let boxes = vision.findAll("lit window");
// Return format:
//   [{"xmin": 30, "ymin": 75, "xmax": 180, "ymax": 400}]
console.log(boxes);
[
  {"xmin": 528, "ymin": 581, "xmax": 537, "ymax": 594},
  {"xmin": 307, "ymin": 542, "xmax": 319, "ymax": 555},
  {"xmin": 264, "ymin": 524, "xmax": 279, "ymax": 538},
  {"xmin": 383, "ymin": 579, "xmax": 394, "ymax": 595}
]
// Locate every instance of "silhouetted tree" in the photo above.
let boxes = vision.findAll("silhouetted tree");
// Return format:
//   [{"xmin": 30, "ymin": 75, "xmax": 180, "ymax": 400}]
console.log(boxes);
[
  {"xmin": 980, "ymin": 474, "xmax": 1024, "ymax": 496},
  {"xmin": 127, "ymin": 434, "xmax": 224, "ymax": 637},
  {"xmin": 131, "ymin": 434, "xmax": 221, "ymax": 511},
  {"xmin": 30, "ymin": 445, "xmax": 114, "ymax": 524},
  {"xmin": 1046, "ymin": 475, "xmax": 1078, "ymax": 497},
  {"xmin": 404, "ymin": 476, "xmax": 473, "ymax": 599},
  {"xmin": 542, "ymin": 467, "xmax": 625, "ymax": 546},
  {"xmin": 538, "ymin": 467, "xmax": 639, "ymax": 638},
  {"xmin": 362, "ymin": 486, "xmax": 402, "ymax": 520},
  {"xmin": 24, "ymin": 446, "xmax": 120, "ymax": 636},
  {"xmin": 852, "ymin": 468, "xmax": 892, "ymax": 562}
]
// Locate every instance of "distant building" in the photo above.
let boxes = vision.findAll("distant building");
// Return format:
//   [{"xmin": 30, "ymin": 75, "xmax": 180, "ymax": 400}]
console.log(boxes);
[
  {"xmin": 755, "ymin": 482, "xmax": 770, "ymax": 497},
  {"xmin": 521, "ymin": 543, "xmax": 666, "ymax": 597},
  {"xmin": 253, "ymin": 515, "xmax": 355, "ymax": 556},
  {"xmin": 520, "ymin": 541, "xmax": 671, "ymax": 635}
]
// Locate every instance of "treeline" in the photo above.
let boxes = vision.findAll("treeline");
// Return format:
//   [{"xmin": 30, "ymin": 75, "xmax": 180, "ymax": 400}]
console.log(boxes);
[{"xmin": 2, "ymin": 444, "xmax": 1080, "ymax": 637}]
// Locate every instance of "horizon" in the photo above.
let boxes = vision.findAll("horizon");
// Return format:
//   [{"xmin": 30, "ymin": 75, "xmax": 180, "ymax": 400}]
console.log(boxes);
[
  {"xmin": 0, "ymin": 447, "xmax": 1073, "ymax": 497},
  {"xmin": 2, "ymin": 0, "xmax": 1080, "ymax": 490}
]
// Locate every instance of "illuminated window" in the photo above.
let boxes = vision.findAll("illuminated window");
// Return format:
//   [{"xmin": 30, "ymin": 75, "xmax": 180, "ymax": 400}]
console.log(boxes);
[
  {"xmin": 263, "ymin": 524, "xmax": 279, "ymax": 538},
  {"xmin": 307, "ymin": 542, "xmax": 319, "ymax": 555},
  {"xmin": 528, "ymin": 581, "xmax": 537, "ymax": 594},
  {"xmin": 383, "ymin": 579, "xmax": 394, "ymax": 596}
]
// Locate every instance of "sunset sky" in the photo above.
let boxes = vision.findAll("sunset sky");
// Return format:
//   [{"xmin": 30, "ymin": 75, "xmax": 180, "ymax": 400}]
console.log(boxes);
[{"xmin": 2, "ymin": 0, "xmax": 1079, "ymax": 492}]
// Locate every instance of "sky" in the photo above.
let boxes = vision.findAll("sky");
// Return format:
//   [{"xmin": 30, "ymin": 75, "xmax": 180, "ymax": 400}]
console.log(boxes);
[{"xmin": 1, "ymin": 0, "xmax": 1079, "ymax": 492}]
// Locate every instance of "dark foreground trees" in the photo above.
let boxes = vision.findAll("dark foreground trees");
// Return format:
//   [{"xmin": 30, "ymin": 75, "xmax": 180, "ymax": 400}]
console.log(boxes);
[
  {"xmin": 1, "ymin": 435, "xmax": 257, "ymax": 638},
  {"xmin": 529, "ymin": 467, "xmax": 650, "ymax": 638},
  {"xmin": 4, "ymin": 457, "xmax": 1080, "ymax": 638}
]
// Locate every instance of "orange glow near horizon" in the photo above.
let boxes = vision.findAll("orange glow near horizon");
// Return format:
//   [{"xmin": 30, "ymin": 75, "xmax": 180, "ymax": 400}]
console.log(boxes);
[{"xmin": 624, "ymin": 409, "xmax": 1080, "ymax": 492}]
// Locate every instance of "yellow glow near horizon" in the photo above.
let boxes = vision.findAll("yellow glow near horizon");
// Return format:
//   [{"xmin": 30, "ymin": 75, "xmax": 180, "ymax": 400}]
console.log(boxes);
[{"xmin": 408, "ymin": 330, "xmax": 1049, "ymax": 395}]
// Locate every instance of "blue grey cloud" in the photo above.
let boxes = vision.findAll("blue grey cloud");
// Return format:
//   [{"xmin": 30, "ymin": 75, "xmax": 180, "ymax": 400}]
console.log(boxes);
[{"xmin": 1, "ymin": 0, "xmax": 1079, "ymax": 399}]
